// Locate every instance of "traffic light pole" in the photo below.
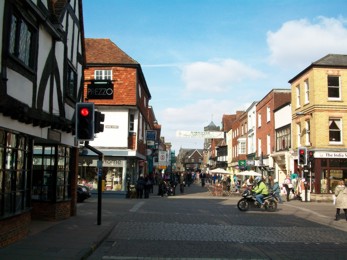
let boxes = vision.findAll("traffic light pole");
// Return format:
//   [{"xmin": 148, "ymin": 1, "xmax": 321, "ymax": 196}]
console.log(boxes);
[{"xmin": 84, "ymin": 141, "xmax": 103, "ymax": 225}]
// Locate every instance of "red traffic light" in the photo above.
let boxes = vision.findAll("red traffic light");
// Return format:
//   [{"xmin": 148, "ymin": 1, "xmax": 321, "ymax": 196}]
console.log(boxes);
[
  {"xmin": 299, "ymin": 150, "xmax": 305, "ymax": 155},
  {"xmin": 80, "ymin": 108, "xmax": 90, "ymax": 117}
]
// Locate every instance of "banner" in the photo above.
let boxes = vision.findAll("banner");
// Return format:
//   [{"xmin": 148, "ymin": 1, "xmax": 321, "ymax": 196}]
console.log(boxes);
[
  {"xmin": 159, "ymin": 151, "xmax": 167, "ymax": 165},
  {"xmin": 176, "ymin": 130, "xmax": 224, "ymax": 139}
]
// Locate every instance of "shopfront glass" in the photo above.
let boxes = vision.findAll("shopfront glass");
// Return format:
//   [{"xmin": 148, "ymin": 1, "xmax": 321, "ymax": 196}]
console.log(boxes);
[
  {"xmin": 0, "ymin": 130, "xmax": 31, "ymax": 219},
  {"xmin": 320, "ymin": 158, "xmax": 347, "ymax": 193},
  {"xmin": 32, "ymin": 145, "xmax": 71, "ymax": 201}
]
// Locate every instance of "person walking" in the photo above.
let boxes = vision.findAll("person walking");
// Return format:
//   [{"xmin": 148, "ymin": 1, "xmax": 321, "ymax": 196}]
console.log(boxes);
[
  {"xmin": 283, "ymin": 175, "xmax": 293, "ymax": 201},
  {"xmin": 136, "ymin": 175, "xmax": 145, "ymax": 199},
  {"xmin": 334, "ymin": 180, "xmax": 347, "ymax": 221},
  {"xmin": 272, "ymin": 179, "xmax": 283, "ymax": 204}
]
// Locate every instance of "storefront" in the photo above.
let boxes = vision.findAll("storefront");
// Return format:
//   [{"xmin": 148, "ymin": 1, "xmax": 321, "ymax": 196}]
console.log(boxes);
[{"xmin": 311, "ymin": 151, "xmax": 347, "ymax": 194}]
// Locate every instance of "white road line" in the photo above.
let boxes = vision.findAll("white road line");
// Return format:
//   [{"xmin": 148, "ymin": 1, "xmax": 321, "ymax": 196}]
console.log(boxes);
[{"xmin": 129, "ymin": 201, "xmax": 145, "ymax": 212}]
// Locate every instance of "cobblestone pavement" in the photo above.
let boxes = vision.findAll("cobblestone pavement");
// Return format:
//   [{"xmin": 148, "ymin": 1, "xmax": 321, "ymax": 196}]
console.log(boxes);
[{"xmin": 87, "ymin": 184, "xmax": 347, "ymax": 260}]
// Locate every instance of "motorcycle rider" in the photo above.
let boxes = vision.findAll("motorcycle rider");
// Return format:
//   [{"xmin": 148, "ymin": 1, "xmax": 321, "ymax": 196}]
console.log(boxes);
[{"xmin": 252, "ymin": 176, "xmax": 269, "ymax": 207}]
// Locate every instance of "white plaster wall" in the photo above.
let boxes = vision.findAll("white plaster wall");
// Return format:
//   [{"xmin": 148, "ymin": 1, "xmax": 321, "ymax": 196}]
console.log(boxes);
[
  {"xmin": 90, "ymin": 110, "xmax": 129, "ymax": 148},
  {"xmin": 7, "ymin": 69, "xmax": 33, "ymax": 104},
  {"xmin": 275, "ymin": 104, "xmax": 291, "ymax": 129}
]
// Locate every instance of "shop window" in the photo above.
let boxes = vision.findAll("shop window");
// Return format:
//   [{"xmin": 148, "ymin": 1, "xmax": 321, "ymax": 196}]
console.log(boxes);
[
  {"xmin": 0, "ymin": 130, "xmax": 31, "ymax": 219},
  {"xmin": 32, "ymin": 145, "xmax": 71, "ymax": 202}
]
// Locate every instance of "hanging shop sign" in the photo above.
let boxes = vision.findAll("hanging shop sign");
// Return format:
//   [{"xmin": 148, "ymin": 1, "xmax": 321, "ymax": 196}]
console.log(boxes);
[{"xmin": 87, "ymin": 81, "xmax": 114, "ymax": 99}]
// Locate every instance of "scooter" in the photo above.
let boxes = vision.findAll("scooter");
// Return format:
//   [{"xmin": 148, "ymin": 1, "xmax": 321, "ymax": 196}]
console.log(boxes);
[{"xmin": 237, "ymin": 189, "xmax": 278, "ymax": 212}]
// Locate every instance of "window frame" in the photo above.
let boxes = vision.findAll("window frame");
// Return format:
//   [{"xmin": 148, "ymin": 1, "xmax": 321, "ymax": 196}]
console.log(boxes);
[
  {"xmin": 329, "ymin": 118, "xmax": 342, "ymax": 144},
  {"xmin": 32, "ymin": 145, "xmax": 71, "ymax": 202},
  {"xmin": 304, "ymin": 79, "xmax": 310, "ymax": 104},
  {"xmin": 296, "ymin": 85, "xmax": 301, "ymax": 108},
  {"xmin": 305, "ymin": 120, "xmax": 311, "ymax": 146},
  {"xmin": 67, "ymin": 64, "xmax": 77, "ymax": 100},
  {"xmin": 7, "ymin": 5, "xmax": 38, "ymax": 72},
  {"xmin": 0, "ymin": 130, "xmax": 32, "ymax": 219},
  {"xmin": 327, "ymin": 75, "xmax": 341, "ymax": 100},
  {"xmin": 94, "ymin": 70, "xmax": 112, "ymax": 80}
]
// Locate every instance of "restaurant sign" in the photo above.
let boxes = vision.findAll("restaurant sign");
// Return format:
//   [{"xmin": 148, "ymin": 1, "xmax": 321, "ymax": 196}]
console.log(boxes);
[{"xmin": 87, "ymin": 81, "xmax": 113, "ymax": 99}]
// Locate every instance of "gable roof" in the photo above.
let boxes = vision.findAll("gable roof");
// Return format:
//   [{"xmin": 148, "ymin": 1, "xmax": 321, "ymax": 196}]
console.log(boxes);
[
  {"xmin": 85, "ymin": 38, "xmax": 139, "ymax": 65},
  {"xmin": 289, "ymin": 54, "xmax": 347, "ymax": 83}
]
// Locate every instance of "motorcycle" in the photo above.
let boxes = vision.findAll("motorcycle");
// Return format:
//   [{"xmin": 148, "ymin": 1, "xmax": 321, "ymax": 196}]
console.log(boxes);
[{"xmin": 237, "ymin": 189, "xmax": 278, "ymax": 212}]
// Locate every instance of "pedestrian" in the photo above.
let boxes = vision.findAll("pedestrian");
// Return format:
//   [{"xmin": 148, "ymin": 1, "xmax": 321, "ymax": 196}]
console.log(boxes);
[
  {"xmin": 334, "ymin": 180, "xmax": 347, "ymax": 221},
  {"xmin": 226, "ymin": 175, "xmax": 231, "ymax": 191},
  {"xmin": 144, "ymin": 176, "xmax": 151, "ymax": 199},
  {"xmin": 283, "ymin": 175, "xmax": 293, "ymax": 201},
  {"xmin": 272, "ymin": 179, "xmax": 283, "ymax": 204},
  {"xmin": 136, "ymin": 175, "xmax": 145, "ymax": 199},
  {"xmin": 179, "ymin": 173, "xmax": 185, "ymax": 194}
]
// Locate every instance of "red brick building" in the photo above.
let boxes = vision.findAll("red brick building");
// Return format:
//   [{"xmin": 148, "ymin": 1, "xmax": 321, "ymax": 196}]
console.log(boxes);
[{"xmin": 256, "ymin": 89, "xmax": 291, "ymax": 176}]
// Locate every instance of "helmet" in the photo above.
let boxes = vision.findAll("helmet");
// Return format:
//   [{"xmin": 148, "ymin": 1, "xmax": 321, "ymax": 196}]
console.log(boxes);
[{"xmin": 255, "ymin": 176, "xmax": 262, "ymax": 183}]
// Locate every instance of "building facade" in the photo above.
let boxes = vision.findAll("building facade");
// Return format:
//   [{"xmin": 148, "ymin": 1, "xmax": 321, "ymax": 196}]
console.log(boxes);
[
  {"xmin": 290, "ymin": 54, "xmax": 347, "ymax": 194},
  {"xmin": 0, "ymin": 0, "xmax": 84, "ymax": 247},
  {"xmin": 82, "ymin": 38, "xmax": 161, "ymax": 191},
  {"xmin": 255, "ymin": 89, "xmax": 291, "ymax": 177}
]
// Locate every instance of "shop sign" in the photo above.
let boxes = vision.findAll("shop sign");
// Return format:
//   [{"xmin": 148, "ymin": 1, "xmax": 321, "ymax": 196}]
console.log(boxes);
[
  {"xmin": 238, "ymin": 160, "xmax": 246, "ymax": 167},
  {"xmin": 315, "ymin": 152, "xmax": 347, "ymax": 158},
  {"xmin": 87, "ymin": 81, "xmax": 113, "ymax": 99},
  {"xmin": 246, "ymin": 160, "xmax": 255, "ymax": 166},
  {"xmin": 92, "ymin": 159, "xmax": 123, "ymax": 167}
]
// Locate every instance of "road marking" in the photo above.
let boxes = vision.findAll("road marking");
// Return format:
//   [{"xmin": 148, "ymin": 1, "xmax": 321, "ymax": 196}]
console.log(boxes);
[
  {"xmin": 129, "ymin": 201, "xmax": 145, "ymax": 212},
  {"xmin": 283, "ymin": 203, "xmax": 330, "ymax": 219}
]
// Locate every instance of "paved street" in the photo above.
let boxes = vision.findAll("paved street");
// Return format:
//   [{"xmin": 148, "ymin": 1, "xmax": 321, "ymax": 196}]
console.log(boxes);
[{"xmin": 86, "ymin": 184, "xmax": 347, "ymax": 260}]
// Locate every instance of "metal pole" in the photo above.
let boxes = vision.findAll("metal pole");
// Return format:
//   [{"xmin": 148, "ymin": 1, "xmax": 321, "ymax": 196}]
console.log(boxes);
[{"xmin": 84, "ymin": 141, "xmax": 104, "ymax": 225}]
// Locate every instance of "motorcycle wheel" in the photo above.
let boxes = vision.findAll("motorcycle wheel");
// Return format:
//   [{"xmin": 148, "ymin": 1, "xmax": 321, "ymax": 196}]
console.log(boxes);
[
  {"xmin": 237, "ymin": 199, "xmax": 249, "ymax": 211},
  {"xmin": 266, "ymin": 200, "xmax": 277, "ymax": 212}
]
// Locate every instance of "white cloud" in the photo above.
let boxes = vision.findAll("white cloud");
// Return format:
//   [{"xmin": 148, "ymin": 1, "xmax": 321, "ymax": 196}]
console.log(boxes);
[
  {"xmin": 157, "ymin": 98, "xmax": 241, "ymax": 151},
  {"xmin": 267, "ymin": 16, "xmax": 347, "ymax": 69},
  {"xmin": 181, "ymin": 59, "xmax": 265, "ymax": 92}
]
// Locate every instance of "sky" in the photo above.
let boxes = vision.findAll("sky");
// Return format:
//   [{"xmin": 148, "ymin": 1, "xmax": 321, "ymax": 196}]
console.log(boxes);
[{"xmin": 83, "ymin": 0, "xmax": 347, "ymax": 153}]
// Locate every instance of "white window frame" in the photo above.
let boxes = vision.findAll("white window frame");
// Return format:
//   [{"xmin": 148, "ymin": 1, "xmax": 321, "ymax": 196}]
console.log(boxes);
[
  {"xmin": 258, "ymin": 114, "xmax": 262, "ymax": 128},
  {"xmin": 304, "ymin": 79, "xmax": 310, "ymax": 104},
  {"xmin": 266, "ymin": 107, "xmax": 271, "ymax": 122},
  {"xmin": 329, "ymin": 118, "xmax": 342, "ymax": 144},
  {"xmin": 305, "ymin": 120, "xmax": 311, "ymax": 146},
  {"xmin": 328, "ymin": 75, "xmax": 341, "ymax": 100},
  {"xmin": 296, "ymin": 85, "xmax": 301, "ymax": 108},
  {"xmin": 267, "ymin": 134, "xmax": 270, "ymax": 154},
  {"xmin": 258, "ymin": 138, "xmax": 262, "ymax": 157},
  {"xmin": 95, "ymin": 70, "xmax": 112, "ymax": 80},
  {"xmin": 297, "ymin": 123, "xmax": 301, "ymax": 147}
]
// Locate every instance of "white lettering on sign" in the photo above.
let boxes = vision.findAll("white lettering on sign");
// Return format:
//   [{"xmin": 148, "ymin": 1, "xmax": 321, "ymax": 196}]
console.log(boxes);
[{"xmin": 88, "ymin": 88, "xmax": 113, "ymax": 96}]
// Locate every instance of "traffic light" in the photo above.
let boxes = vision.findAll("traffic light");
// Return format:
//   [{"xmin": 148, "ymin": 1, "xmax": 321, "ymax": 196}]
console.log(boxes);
[
  {"xmin": 76, "ymin": 102, "xmax": 94, "ymax": 140},
  {"xmin": 308, "ymin": 150, "xmax": 314, "ymax": 162},
  {"xmin": 298, "ymin": 147, "xmax": 307, "ymax": 165},
  {"xmin": 94, "ymin": 111, "xmax": 105, "ymax": 133}
]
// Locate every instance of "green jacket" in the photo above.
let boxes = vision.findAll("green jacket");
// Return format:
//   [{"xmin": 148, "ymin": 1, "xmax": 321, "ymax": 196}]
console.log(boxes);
[{"xmin": 253, "ymin": 181, "xmax": 268, "ymax": 195}]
